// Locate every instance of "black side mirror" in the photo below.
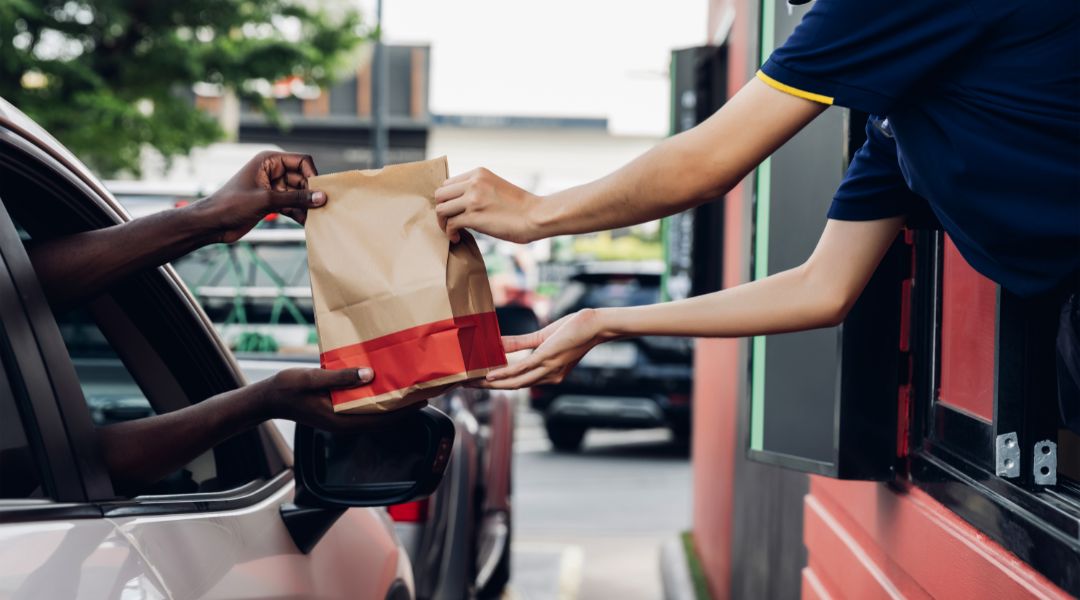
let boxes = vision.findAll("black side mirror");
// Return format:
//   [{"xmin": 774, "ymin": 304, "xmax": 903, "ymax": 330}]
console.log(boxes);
[
  {"xmin": 495, "ymin": 304, "xmax": 541, "ymax": 337},
  {"xmin": 282, "ymin": 405, "xmax": 455, "ymax": 553}
]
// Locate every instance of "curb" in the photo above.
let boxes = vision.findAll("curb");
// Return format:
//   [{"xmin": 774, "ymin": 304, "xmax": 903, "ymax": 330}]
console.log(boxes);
[{"xmin": 660, "ymin": 535, "xmax": 696, "ymax": 600}]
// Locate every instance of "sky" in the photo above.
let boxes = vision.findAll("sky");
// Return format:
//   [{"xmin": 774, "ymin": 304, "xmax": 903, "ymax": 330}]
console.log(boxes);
[{"xmin": 368, "ymin": 0, "xmax": 709, "ymax": 137}]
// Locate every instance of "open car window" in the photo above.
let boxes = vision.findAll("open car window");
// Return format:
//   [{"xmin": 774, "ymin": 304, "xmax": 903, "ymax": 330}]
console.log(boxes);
[
  {"xmin": 0, "ymin": 136, "xmax": 278, "ymax": 500},
  {"xmin": 55, "ymin": 306, "xmax": 220, "ymax": 495}
]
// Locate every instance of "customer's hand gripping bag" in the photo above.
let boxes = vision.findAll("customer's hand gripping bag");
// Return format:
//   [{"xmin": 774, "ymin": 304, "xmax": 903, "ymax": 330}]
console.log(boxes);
[{"xmin": 305, "ymin": 157, "xmax": 507, "ymax": 413}]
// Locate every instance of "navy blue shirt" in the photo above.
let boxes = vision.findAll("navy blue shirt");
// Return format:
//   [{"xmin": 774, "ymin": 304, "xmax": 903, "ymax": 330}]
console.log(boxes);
[{"xmin": 759, "ymin": 0, "xmax": 1080, "ymax": 296}]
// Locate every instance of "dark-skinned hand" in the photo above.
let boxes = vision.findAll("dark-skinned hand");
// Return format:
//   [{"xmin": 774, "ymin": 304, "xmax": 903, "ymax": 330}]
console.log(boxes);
[
  {"xmin": 195, "ymin": 151, "xmax": 323, "ymax": 243},
  {"xmin": 259, "ymin": 367, "xmax": 425, "ymax": 434}
]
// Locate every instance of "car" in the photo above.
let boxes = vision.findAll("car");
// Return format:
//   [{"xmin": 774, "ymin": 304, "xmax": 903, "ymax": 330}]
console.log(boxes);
[
  {"xmin": 530, "ymin": 262, "xmax": 694, "ymax": 452},
  {"xmin": 0, "ymin": 98, "xmax": 430, "ymax": 598},
  {"xmin": 108, "ymin": 176, "xmax": 520, "ymax": 599}
]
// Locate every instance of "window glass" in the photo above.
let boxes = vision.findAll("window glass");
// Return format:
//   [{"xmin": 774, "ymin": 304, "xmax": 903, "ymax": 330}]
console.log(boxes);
[
  {"xmin": 55, "ymin": 308, "xmax": 217, "ymax": 495},
  {"xmin": 0, "ymin": 371, "xmax": 43, "ymax": 499},
  {"xmin": 937, "ymin": 237, "xmax": 996, "ymax": 422}
]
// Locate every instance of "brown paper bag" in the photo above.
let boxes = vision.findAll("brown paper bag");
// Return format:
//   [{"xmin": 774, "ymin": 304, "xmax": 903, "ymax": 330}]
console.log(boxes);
[{"xmin": 305, "ymin": 157, "xmax": 507, "ymax": 413}]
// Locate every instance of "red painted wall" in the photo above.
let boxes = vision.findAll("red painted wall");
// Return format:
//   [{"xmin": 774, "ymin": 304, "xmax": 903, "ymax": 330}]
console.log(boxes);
[
  {"xmin": 691, "ymin": 4, "xmax": 1071, "ymax": 599},
  {"xmin": 690, "ymin": 1, "xmax": 752, "ymax": 598},
  {"xmin": 803, "ymin": 477, "xmax": 1069, "ymax": 600}
]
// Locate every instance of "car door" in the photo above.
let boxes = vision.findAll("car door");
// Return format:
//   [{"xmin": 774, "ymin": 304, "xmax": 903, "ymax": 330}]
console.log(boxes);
[
  {"xmin": 0, "ymin": 193, "xmax": 170, "ymax": 598},
  {"xmin": 0, "ymin": 115, "xmax": 411, "ymax": 599}
]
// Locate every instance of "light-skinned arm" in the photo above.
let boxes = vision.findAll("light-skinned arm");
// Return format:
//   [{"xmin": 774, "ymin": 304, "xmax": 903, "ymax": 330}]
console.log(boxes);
[
  {"xmin": 434, "ymin": 77, "xmax": 827, "ymax": 243},
  {"xmin": 476, "ymin": 217, "xmax": 905, "ymax": 389}
]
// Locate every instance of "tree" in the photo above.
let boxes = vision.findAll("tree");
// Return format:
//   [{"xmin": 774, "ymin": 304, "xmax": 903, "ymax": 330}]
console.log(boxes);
[{"xmin": 0, "ymin": 0, "xmax": 369, "ymax": 176}]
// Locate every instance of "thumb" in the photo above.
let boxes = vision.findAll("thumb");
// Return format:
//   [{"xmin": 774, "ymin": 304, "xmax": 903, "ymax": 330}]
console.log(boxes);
[
  {"xmin": 305, "ymin": 367, "xmax": 375, "ymax": 390},
  {"xmin": 266, "ymin": 188, "xmax": 327, "ymax": 212}
]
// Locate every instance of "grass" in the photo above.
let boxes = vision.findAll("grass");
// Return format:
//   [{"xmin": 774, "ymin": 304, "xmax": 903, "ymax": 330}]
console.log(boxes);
[{"xmin": 681, "ymin": 531, "xmax": 714, "ymax": 600}]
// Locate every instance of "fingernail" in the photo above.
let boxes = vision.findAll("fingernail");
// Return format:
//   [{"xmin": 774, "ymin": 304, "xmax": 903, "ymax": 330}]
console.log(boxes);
[
  {"xmin": 357, "ymin": 368, "xmax": 374, "ymax": 383},
  {"xmin": 311, "ymin": 191, "xmax": 326, "ymax": 206}
]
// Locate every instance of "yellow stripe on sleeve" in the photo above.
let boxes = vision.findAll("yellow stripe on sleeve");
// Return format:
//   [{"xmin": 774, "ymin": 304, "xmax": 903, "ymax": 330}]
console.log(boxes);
[{"xmin": 755, "ymin": 70, "xmax": 834, "ymax": 105}]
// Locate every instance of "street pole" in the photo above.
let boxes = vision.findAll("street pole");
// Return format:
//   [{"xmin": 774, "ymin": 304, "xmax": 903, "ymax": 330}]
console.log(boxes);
[{"xmin": 371, "ymin": 0, "xmax": 389, "ymax": 168}]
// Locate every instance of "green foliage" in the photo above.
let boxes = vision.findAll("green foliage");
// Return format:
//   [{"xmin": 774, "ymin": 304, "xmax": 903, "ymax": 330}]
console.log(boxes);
[{"xmin": 0, "ymin": 0, "xmax": 369, "ymax": 176}]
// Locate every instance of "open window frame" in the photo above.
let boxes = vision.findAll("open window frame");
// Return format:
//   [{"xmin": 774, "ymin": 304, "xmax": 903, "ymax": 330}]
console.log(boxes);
[
  {"xmin": 0, "ymin": 118, "xmax": 290, "ymax": 513},
  {"xmin": 907, "ymin": 230, "xmax": 1080, "ymax": 594}
]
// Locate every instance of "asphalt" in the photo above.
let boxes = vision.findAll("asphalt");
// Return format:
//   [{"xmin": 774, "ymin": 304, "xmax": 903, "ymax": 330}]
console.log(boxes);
[{"xmin": 507, "ymin": 409, "xmax": 692, "ymax": 600}]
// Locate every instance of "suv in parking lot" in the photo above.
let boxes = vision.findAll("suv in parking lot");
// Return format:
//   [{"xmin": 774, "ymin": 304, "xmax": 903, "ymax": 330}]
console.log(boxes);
[
  {"xmin": 0, "ymin": 99, "xmax": 419, "ymax": 598},
  {"xmin": 530, "ymin": 263, "xmax": 694, "ymax": 451}
]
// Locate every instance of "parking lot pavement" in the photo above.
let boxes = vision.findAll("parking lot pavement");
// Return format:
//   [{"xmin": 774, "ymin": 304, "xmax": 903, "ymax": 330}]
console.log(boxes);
[{"xmin": 507, "ymin": 410, "xmax": 692, "ymax": 600}]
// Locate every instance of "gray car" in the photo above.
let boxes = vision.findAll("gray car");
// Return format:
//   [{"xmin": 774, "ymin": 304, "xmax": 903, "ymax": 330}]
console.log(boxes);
[{"xmin": 0, "ymin": 98, "xmax": 417, "ymax": 598}]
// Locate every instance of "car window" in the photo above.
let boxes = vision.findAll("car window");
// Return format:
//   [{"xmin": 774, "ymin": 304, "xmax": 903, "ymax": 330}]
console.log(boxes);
[
  {"xmin": 55, "ymin": 308, "xmax": 218, "ymax": 496},
  {"xmin": 0, "ymin": 364, "xmax": 43, "ymax": 499},
  {"xmin": 0, "ymin": 139, "xmax": 277, "ymax": 502}
]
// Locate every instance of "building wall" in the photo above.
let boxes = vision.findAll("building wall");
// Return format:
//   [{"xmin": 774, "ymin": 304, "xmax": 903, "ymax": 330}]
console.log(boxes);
[
  {"xmin": 690, "ymin": 0, "xmax": 756, "ymax": 597},
  {"xmin": 804, "ymin": 477, "xmax": 1069, "ymax": 600},
  {"xmin": 426, "ymin": 125, "xmax": 660, "ymax": 196}
]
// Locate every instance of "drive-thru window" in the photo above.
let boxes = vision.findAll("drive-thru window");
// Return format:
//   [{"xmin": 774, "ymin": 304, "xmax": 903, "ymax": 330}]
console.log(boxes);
[{"xmin": 686, "ymin": 1, "xmax": 1078, "ymax": 596}]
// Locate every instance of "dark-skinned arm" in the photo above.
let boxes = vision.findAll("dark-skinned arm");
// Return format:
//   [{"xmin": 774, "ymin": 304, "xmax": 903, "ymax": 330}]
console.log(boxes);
[
  {"xmin": 27, "ymin": 151, "xmax": 324, "ymax": 312},
  {"xmin": 98, "ymin": 367, "xmax": 406, "ymax": 494}
]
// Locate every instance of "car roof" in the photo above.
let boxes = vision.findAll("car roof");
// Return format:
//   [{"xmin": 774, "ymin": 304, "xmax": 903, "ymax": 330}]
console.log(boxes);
[{"xmin": 0, "ymin": 96, "xmax": 130, "ymax": 221}]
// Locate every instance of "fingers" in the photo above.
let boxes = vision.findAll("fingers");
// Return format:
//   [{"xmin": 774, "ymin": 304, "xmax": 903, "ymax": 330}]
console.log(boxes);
[
  {"xmin": 277, "ymin": 153, "xmax": 319, "ymax": 178},
  {"xmin": 435, "ymin": 181, "xmax": 469, "ymax": 203},
  {"xmin": 280, "ymin": 207, "xmax": 307, "ymax": 225},
  {"xmin": 445, "ymin": 216, "xmax": 463, "ymax": 244},
  {"xmin": 285, "ymin": 172, "xmax": 306, "ymax": 190},
  {"xmin": 502, "ymin": 332, "xmax": 543, "ymax": 353},
  {"xmin": 292, "ymin": 367, "xmax": 375, "ymax": 391},
  {"xmin": 486, "ymin": 352, "xmax": 542, "ymax": 381},
  {"xmin": 257, "ymin": 153, "xmax": 318, "ymax": 191},
  {"xmin": 434, "ymin": 197, "xmax": 468, "ymax": 221},
  {"xmin": 266, "ymin": 188, "xmax": 326, "ymax": 211},
  {"xmin": 480, "ymin": 366, "xmax": 548, "ymax": 390}
]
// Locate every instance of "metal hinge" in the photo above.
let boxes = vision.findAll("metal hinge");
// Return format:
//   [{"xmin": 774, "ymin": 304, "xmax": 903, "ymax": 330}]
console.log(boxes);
[
  {"xmin": 995, "ymin": 432, "xmax": 1020, "ymax": 478},
  {"xmin": 1033, "ymin": 440, "xmax": 1057, "ymax": 486}
]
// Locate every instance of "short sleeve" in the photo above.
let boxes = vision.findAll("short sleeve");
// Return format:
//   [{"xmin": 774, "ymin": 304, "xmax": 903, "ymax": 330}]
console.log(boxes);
[
  {"xmin": 759, "ymin": 0, "xmax": 984, "ymax": 114},
  {"xmin": 828, "ymin": 120, "xmax": 922, "ymax": 221}
]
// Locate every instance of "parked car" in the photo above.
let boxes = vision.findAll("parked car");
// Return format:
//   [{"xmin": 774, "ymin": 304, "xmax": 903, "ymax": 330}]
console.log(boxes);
[
  {"xmin": 531, "ymin": 262, "xmax": 694, "ymax": 451},
  {"xmin": 109, "ymin": 175, "xmax": 519, "ymax": 599},
  {"xmin": 0, "ymin": 98, "xmax": 440, "ymax": 598}
]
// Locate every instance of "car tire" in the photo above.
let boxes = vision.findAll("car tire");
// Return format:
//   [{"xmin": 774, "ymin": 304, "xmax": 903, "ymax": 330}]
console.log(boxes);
[
  {"xmin": 476, "ymin": 519, "xmax": 511, "ymax": 600},
  {"xmin": 545, "ymin": 422, "xmax": 586, "ymax": 452}
]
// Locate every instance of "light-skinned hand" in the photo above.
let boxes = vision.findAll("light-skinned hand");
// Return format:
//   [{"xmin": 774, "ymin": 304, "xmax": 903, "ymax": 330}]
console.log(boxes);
[{"xmin": 434, "ymin": 167, "xmax": 542, "ymax": 244}]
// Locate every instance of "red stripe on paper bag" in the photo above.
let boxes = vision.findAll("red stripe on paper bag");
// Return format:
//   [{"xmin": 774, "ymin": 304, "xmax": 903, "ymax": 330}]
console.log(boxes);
[{"xmin": 320, "ymin": 311, "xmax": 506, "ymax": 406}]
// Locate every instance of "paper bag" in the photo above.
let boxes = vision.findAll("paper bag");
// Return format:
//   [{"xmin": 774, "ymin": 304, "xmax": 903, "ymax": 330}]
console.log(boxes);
[{"xmin": 305, "ymin": 157, "xmax": 507, "ymax": 413}]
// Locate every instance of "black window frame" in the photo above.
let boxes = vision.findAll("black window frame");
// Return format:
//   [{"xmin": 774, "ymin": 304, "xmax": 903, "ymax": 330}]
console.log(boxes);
[
  {"xmin": 0, "ymin": 227, "xmax": 76, "ymax": 504},
  {"xmin": 0, "ymin": 120, "xmax": 290, "ymax": 519},
  {"xmin": 907, "ymin": 230, "xmax": 1080, "ymax": 595}
]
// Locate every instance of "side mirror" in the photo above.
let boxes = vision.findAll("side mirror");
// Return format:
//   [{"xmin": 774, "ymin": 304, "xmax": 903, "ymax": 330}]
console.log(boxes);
[
  {"xmin": 282, "ymin": 405, "xmax": 456, "ymax": 553},
  {"xmin": 495, "ymin": 304, "xmax": 541, "ymax": 337}
]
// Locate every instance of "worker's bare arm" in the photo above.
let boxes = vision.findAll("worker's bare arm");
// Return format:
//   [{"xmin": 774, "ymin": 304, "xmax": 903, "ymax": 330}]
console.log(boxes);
[
  {"xmin": 434, "ymin": 77, "xmax": 827, "ymax": 243},
  {"xmin": 477, "ymin": 217, "xmax": 905, "ymax": 389}
]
